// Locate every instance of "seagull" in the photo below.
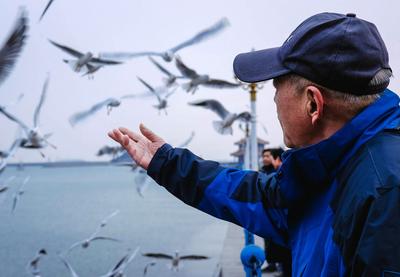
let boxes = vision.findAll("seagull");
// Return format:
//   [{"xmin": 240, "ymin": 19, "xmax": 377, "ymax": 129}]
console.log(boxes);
[
  {"xmin": 11, "ymin": 175, "xmax": 30, "ymax": 213},
  {"xmin": 0, "ymin": 76, "xmax": 56, "ymax": 156},
  {"xmin": 175, "ymin": 56, "xmax": 240, "ymax": 94},
  {"xmin": 0, "ymin": 176, "xmax": 15, "ymax": 204},
  {"xmin": 69, "ymin": 95, "xmax": 137, "ymax": 126},
  {"xmin": 39, "ymin": 0, "xmax": 55, "ymax": 22},
  {"xmin": 97, "ymin": 145, "xmax": 124, "ymax": 158},
  {"xmin": 27, "ymin": 248, "xmax": 47, "ymax": 277},
  {"xmin": 137, "ymin": 77, "xmax": 176, "ymax": 115},
  {"xmin": 63, "ymin": 210, "xmax": 121, "ymax": 255},
  {"xmin": 0, "ymin": 8, "xmax": 28, "ymax": 87},
  {"xmin": 0, "ymin": 138, "xmax": 23, "ymax": 173},
  {"xmin": 100, "ymin": 247, "xmax": 140, "ymax": 277},
  {"xmin": 100, "ymin": 17, "xmax": 229, "ymax": 62},
  {"xmin": 48, "ymin": 40, "xmax": 122, "ymax": 77},
  {"xmin": 142, "ymin": 250, "xmax": 209, "ymax": 272},
  {"xmin": 188, "ymin": 99, "xmax": 251, "ymax": 135},
  {"xmin": 178, "ymin": 131, "xmax": 195, "ymax": 148},
  {"xmin": 148, "ymin": 57, "xmax": 183, "ymax": 87},
  {"xmin": 58, "ymin": 255, "xmax": 79, "ymax": 277}
]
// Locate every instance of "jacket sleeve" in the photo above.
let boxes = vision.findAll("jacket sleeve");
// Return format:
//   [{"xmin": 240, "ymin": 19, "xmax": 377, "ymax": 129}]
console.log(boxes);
[{"xmin": 147, "ymin": 143, "xmax": 289, "ymax": 247}]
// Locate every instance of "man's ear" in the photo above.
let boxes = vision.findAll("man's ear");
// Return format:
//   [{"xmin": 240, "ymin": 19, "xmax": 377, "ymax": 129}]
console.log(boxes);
[{"xmin": 306, "ymin": 86, "xmax": 324, "ymax": 125}]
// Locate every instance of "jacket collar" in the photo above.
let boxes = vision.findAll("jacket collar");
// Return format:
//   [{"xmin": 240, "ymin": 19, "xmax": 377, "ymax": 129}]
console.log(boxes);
[{"xmin": 278, "ymin": 89, "xmax": 400, "ymax": 204}]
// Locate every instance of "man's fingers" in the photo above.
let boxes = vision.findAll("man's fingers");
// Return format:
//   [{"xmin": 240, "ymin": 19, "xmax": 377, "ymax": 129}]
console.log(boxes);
[
  {"xmin": 119, "ymin": 127, "xmax": 147, "ymax": 143},
  {"xmin": 108, "ymin": 129, "xmax": 131, "ymax": 149},
  {"xmin": 139, "ymin": 123, "xmax": 163, "ymax": 143}
]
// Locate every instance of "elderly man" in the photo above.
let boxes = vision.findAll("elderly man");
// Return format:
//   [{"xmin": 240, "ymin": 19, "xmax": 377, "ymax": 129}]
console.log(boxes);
[{"xmin": 109, "ymin": 12, "xmax": 400, "ymax": 276}]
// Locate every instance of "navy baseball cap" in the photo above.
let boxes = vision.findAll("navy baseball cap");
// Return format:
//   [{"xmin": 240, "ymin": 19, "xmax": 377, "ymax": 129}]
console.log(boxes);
[{"xmin": 233, "ymin": 12, "xmax": 391, "ymax": 95}]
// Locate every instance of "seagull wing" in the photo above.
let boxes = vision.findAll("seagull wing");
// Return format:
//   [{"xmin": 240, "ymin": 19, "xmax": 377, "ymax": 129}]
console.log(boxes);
[
  {"xmin": 136, "ymin": 76, "xmax": 155, "ymax": 92},
  {"xmin": 99, "ymin": 51, "xmax": 163, "ymax": 60},
  {"xmin": 89, "ymin": 236, "xmax": 121, "ymax": 243},
  {"xmin": 203, "ymin": 79, "xmax": 240, "ymax": 88},
  {"xmin": 0, "ymin": 106, "xmax": 30, "ymax": 133},
  {"xmin": 188, "ymin": 99, "xmax": 230, "ymax": 119},
  {"xmin": 169, "ymin": 17, "xmax": 229, "ymax": 53},
  {"xmin": 48, "ymin": 40, "xmax": 83, "ymax": 58},
  {"xmin": 175, "ymin": 57, "xmax": 198, "ymax": 79},
  {"xmin": 149, "ymin": 56, "xmax": 173, "ymax": 77},
  {"xmin": 64, "ymin": 240, "xmax": 84, "ymax": 255},
  {"xmin": 178, "ymin": 131, "xmax": 195, "ymax": 148},
  {"xmin": 0, "ymin": 8, "xmax": 28, "ymax": 86},
  {"xmin": 89, "ymin": 57, "xmax": 123, "ymax": 65},
  {"xmin": 236, "ymin": 111, "xmax": 252, "ymax": 122},
  {"xmin": 33, "ymin": 75, "xmax": 49, "ymax": 128},
  {"xmin": 180, "ymin": 254, "xmax": 210, "ymax": 260},
  {"xmin": 58, "ymin": 255, "xmax": 80, "ymax": 277},
  {"xmin": 142, "ymin": 253, "xmax": 173, "ymax": 260},
  {"xmin": 39, "ymin": 0, "xmax": 55, "ymax": 22},
  {"xmin": 69, "ymin": 98, "xmax": 114, "ymax": 126}
]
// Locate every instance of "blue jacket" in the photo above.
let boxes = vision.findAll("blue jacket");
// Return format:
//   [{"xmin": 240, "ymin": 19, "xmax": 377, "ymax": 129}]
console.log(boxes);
[{"xmin": 148, "ymin": 90, "xmax": 400, "ymax": 276}]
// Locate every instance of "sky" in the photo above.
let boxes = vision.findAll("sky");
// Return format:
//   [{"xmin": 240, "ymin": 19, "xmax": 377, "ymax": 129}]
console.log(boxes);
[{"xmin": 1, "ymin": 0, "xmax": 399, "ymax": 163}]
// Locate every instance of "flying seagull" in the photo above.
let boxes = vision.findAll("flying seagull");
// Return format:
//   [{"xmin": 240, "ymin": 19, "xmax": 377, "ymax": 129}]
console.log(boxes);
[
  {"xmin": 63, "ymin": 210, "xmax": 121, "ymax": 255},
  {"xmin": 12, "ymin": 175, "xmax": 30, "ymax": 213},
  {"xmin": 0, "ymin": 8, "xmax": 28, "ymax": 87},
  {"xmin": 148, "ymin": 57, "xmax": 183, "ymax": 87},
  {"xmin": 0, "ymin": 76, "xmax": 56, "ymax": 155},
  {"xmin": 69, "ymin": 94, "xmax": 137, "ymax": 126},
  {"xmin": 100, "ymin": 247, "xmax": 140, "ymax": 277},
  {"xmin": 58, "ymin": 255, "xmax": 79, "ymax": 277},
  {"xmin": 137, "ymin": 76, "xmax": 176, "ymax": 115},
  {"xmin": 100, "ymin": 17, "xmax": 229, "ymax": 62},
  {"xmin": 0, "ymin": 138, "xmax": 23, "ymax": 173},
  {"xmin": 142, "ymin": 250, "xmax": 209, "ymax": 272},
  {"xmin": 39, "ymin": 0, "xmax": 55, "ymax": 22},
  {"xmin": 143, "ymin": 261, "xmax": 156, "ymax": 276},
  {"xmin": 27, "ymin": 248, "xmax": 47, "ymax": 277},
  {"xmin": 189, "ymin": 99, "xmax": 251, "ymax": 135},
  {"xmin": 0, "ymin": 176, "xmax": 15, "ymax": 204},
  {"xmin": 175, "ymin": 56, "xmax": 240, "ymax": 94},
  {"xmin": 49, "ymin": 39, "xmax": 122, "ymax": 77}
]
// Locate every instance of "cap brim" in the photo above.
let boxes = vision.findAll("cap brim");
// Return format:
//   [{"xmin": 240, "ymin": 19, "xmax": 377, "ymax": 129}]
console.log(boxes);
[{"xmin": 233, "ymin": 47, "xmax": 290, "ymax": 83}]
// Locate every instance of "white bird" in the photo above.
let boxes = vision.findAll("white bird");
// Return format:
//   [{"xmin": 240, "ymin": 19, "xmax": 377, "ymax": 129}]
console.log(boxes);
[
  {"xmin": 69, "ymin": 95, "xmax": 137, "ymax": 126},
  {"xmin": 49, "ymin": 40, "xmax": 122, "ymax": 77},
  {"xmin": 0, "ymin": 76, "xmax": 56, "ymax": 156},
  {"xmin": 142, "ymin": 250, "xmax": 209, "ymax": 272},
  {"xmin": 63, "ymin": 210, "xmax": 121, "ymax": 255},
  {"xmin": 148, "ymin": 57, "xmax": 183, "ymax": 87},
  {"xmin": 100, "ymin": 17, "xmax": 229, "ymax": 62},
  {"xmin": 11, "ymin": 175, "xmax": 30, "ymax": 213},
  {"xmin": 0, "ymin": 8, "xmax": 28, "ymax": 87},
  {"xmin": 189, "ymin": 99, "xmax": 251, "ymax": 135},
  {"xmin": 27, "ymin": 248, "xmax": 47, "ymax": 277},
  {"xmin": 100, "ymin": 247, "xmax": 140, "ymax": 277},
  {"xmin": 58, "ymin": 255, "xmax": 79, "ymax": 277},
  {"xmin": 137, "ymin": 77, "xmax": 176, "ymax": 115},
  {"xmin": 39, "ymin": 0, "xmax": 55, "ymax": 22},
  {"xmin": 0, "ymin": 138, "xmax": 23, "ymax": 173},
  {"xmin": 175, "ymin": 56, "xmax": 240, "ymax": 94}
]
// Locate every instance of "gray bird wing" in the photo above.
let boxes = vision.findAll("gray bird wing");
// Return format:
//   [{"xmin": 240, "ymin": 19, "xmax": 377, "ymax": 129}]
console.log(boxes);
[
  {"xmin": 48, "ymin": 40, "xmax": 83, "ymax": 58},
  {"xmin": 142, "ymin": 253, "xmax": 173, "ymax": 260},
  {"xmin": 178, "ymin": 131, "xmax": 195, "ymax": 148},
  {"xmin": 33, "ymin": 75, "xmax": 49, "ymax": 128},
  {"xmin": 58, "ymin": 255, "xmax": 80, "ymax": 277},
  {"xmin": 188, "ymin": 99, "xmax": 230, "ymax": 119},
  {"xmin": 180, "ymin": 255, "xmax": 209, "ymax": 260},
  {"xmin": 169, "ymin": 17, "xmax": 229, "ymax": 53},
  {"xmin": 137, "ymin": 77, "xmax": 162, "ymax": 102},
  {"xmin": 39, "ymin": 0, "xmax": 55, "ymax": 21},
  {"xmin": 175, "ymin": 57, "xmax": 198, "ymax": 79},
  {"xmin": 99, "ymin": 51, "xmax": 163, "ymax": 60},
  {"xmin": 0, "ymin": 8, "xmax": 28, "ymax": 86},
  {"xmin": 69, "ymin": 98, "xmax": 115, "ymax": 126},
  {"xmin": 89, "ymin": 236, "xmax": 121, "ymax": 243},
  {"xmin": 0, "ymin": 106, "xmax": 30, "ymax": 133},
  {"xmin": 89, "ymin": 57, "xmax": 123, "ymax": 65},
  {"xmin": 143, "ymin": 261, "xmax": 157, "ymax": 276},
  {"xmin": 92, "ymin": 209, "xmax": 120, "ymax": 235},
  {"xmin": 64, "ymin": 240, "xmax": 84, "ymax": 254},
  {"xmin": 203, "ymin": 79, "xmax": 240, "ymax": 88},
  {"xmin": 149, "ymin": 56, "xmax": 173, "ymax": 77}
]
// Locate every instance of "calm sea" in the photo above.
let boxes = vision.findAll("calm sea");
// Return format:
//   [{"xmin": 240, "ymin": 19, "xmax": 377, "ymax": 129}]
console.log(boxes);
[{"xmin": 0, "ymin": 164, "xmax": 228, "ymax": 277}]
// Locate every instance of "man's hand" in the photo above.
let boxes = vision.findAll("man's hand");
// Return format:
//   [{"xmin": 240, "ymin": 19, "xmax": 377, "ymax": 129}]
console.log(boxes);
[{"xmin": 108, "ymin": 123, "xmax": 165, "ymax": 170}]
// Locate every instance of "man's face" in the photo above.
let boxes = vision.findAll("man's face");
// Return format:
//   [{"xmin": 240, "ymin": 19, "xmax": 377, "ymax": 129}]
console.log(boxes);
[
  {"xmin": 273, "ymin": 79, "xmax": 312, "ymax": 148},
  {"xmin": 262, "ymin": 151, "xmax": 273, "ymax": 166}
]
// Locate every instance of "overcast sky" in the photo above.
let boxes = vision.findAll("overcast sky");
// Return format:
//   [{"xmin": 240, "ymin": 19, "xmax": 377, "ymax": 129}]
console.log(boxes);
[{"xmin": 1, "ymin": 0, "xmax": 399, "ymax": 163}]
